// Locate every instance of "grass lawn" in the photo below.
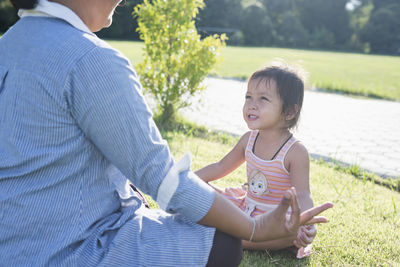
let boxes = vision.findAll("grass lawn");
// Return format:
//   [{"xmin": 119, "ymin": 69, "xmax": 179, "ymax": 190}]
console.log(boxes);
[
  {"xmin": 107, "ymin": 40, "xmax": 400, "ymax": 101},
  {"xmin": 144, "ymin": 130, "xmax": 400, "ymax": 266}
]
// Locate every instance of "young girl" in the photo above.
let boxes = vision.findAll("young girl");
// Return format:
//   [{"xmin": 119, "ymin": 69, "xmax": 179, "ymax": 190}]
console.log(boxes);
[{"xmin": 196, "ymin": 64, "xmax": 315, "ymax": 258}]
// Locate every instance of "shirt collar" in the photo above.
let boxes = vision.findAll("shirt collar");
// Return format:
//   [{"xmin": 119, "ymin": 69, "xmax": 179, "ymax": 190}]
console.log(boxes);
[{"xmin": 18, "ymin": 0, "xmax": 93, "ymax": 35}]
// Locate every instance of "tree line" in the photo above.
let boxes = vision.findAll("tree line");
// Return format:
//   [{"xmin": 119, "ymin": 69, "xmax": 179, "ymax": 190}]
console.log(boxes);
[{"xmin": 1, "ymin": 0, "xmax": 399, "ymax": 55}]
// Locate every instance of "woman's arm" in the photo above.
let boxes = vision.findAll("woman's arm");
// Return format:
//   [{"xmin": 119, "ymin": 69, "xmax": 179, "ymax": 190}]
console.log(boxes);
[
  {"xmin": 195, "ymin": 132, "xmax": 249, "ymax": 183},
  {"xmin": 199, "ymin": 187, "xmax": 332, "ymax": 243}
]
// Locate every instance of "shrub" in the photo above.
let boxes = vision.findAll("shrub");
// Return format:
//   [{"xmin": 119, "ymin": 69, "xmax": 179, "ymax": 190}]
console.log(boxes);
[{"xmin": 134, "ymin": 0, "xmax": 226, "ymax": 129}]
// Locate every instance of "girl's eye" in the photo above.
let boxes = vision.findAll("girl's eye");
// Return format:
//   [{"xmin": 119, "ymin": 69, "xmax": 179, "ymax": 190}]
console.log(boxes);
[
  {"xmin": 245, "ymin": 95, "xmax": 251, "ymax": 100},
  {"xmin": 261, "ymin": 96, "xmax": 269, "ymax": 101}
]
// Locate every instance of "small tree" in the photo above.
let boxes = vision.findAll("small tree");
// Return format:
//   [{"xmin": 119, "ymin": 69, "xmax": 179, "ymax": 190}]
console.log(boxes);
[{"xmin": 134, "ymin": 0, "xmax": 226, "ymax": 128}]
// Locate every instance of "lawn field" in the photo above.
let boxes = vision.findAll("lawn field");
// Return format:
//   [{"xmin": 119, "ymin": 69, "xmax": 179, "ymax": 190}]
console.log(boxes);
[
  {"xmin": 107, "ymin": 40, "xmax": 400, "ymax": 101},
  {"xmin": 150, "ymin": 131, "xmax": 400, "ymax": 266}
]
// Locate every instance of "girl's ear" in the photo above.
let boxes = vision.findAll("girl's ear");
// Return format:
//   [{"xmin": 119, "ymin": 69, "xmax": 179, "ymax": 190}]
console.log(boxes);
[{"xmin": 285, "ymin": 104, "xmax": 299, "ymax": 121}]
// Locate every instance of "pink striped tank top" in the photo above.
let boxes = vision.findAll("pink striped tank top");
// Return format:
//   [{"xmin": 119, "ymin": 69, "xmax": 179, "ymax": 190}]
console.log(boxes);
[{"xmin": 244, "ymin": 130, "xmax": 298, "ymax": 212}]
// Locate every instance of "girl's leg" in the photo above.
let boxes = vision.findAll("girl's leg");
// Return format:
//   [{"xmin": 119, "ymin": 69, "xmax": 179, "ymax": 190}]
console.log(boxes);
[
  {"xmin": 242, "ymin": 235, "xmax": 295, "ymax": 250},
  {"xmin": 242, "ymin": 235, "xmax": 313, "ymax": 259},
  {"xmin": 206, "ymin": 230, "xmax": 243, "ymax": 267}
]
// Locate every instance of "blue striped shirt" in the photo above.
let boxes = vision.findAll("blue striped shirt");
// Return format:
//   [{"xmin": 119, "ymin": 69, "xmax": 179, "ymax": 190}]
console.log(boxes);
[{"xmin": 0, "ymin": 16, "xmax": 215, "ymax": 266}]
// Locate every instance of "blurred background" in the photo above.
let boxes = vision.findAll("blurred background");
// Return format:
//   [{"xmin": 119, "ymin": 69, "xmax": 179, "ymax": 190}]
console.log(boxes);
[{"xmin": 1, "ymin": 0, "xmax": 399, "ymax": 55}]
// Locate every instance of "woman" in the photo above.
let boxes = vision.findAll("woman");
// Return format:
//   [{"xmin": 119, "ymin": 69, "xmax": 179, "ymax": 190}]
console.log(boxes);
[{"xmin": 0, "ymin": 0, "xmax": 332, "ymax": 265}]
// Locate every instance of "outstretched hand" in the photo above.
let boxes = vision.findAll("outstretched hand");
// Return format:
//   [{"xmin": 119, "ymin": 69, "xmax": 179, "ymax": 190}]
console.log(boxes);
[
  {"xmin": 252, "ymin": 187, "xmax": 333, "ymax": 242},
  {"xmin": 293, "ymin": 202, "xmax": 334, "ymax": 248},
  {"xmin": 252, "ymin": 187, "xmax": 299, "ymax": 242},
  {"xmin": 300, "ymin": 202, "xmax": 334, "ymax": 225}
]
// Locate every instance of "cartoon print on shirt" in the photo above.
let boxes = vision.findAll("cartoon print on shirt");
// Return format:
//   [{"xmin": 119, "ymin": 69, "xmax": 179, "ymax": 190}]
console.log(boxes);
[{"xmin": 248, "ymin": 169, "xmax": 269, "ymax": 196}]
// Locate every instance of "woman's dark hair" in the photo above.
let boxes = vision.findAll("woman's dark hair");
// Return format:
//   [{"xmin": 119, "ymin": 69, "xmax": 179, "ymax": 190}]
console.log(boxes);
[
  {"xmin": 249, "ymin": 63, "xmax": 307, "ymax": 130},
  {"xmin": 9, "ymin": 0, "xmax": 38, "ymax": 9}
]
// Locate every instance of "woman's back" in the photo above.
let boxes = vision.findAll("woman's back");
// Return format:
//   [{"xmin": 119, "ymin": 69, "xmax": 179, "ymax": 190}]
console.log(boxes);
[{"xmin": 0, "ymin": 16, "xmax": 135, "ymax": 265}]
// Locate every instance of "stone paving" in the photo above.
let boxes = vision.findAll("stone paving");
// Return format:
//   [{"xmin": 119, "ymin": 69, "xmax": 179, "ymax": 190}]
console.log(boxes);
[{"xmin": 181, "ymin": 77, "xmax": 400, "ymax": 178}]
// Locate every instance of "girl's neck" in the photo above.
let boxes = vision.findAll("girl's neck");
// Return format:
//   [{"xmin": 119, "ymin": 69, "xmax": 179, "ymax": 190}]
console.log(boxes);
[
  {"xmin": 252, "ymin": 128, "xmax": 292, "ymax": 161},
  {"xmin": 256, "ymin": 128, "xmax": 291, "ymax": 144}
]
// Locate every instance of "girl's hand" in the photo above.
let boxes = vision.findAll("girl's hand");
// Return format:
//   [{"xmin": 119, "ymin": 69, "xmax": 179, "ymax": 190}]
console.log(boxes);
[{"xmin": 294, "ymin": 225, "xmax": 317, "ymax": 248}]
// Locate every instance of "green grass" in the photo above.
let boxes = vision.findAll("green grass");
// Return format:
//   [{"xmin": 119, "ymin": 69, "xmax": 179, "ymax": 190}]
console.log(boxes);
[
  {"xmin": 217, "ymin": 47, "xmax": 400, "ymax": 101},
  {"xmin": 107, "ymin": 40, "xmax": 400, "ymax": 101},
  {"xmin": 106, "ymin": 40, "xmax": 144, "ymax": 66},
  {"xmin": 143, "ymin": 130, "xmax": 400, "ymax": 266}
]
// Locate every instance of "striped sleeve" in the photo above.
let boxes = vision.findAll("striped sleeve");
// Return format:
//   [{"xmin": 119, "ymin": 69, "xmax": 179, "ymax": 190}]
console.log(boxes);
[{"xmin": 66, "ymin": 45, "xmax": 215, "ymax": 222}]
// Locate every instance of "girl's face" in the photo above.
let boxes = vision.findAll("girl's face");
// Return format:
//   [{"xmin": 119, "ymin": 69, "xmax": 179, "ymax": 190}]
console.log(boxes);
[{"xmin": 243, "ymin": 78, "xmax": 285, "ymax": 131}]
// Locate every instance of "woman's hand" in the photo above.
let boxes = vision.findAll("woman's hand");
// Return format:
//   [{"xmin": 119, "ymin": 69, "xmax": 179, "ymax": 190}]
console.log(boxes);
[
  {"xmin": 300, "ymin": 202, "xmax": 333, "ymax": 225},
  {"xmin": 252, "ymin": 188, "xmax": 299, "ymax": 242},
  {"xmin": 292, "ymin": 202, "xmax": 333, "ymax": 247},
  {"xmin": 252, "ymin": 188, "xmax": 333, "ymax": 242}
]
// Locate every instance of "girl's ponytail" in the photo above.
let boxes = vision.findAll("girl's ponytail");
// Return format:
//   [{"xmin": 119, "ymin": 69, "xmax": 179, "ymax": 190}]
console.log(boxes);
[{"xmin": 9, "ymin": 0, "xmax": 38, "ymax": 9}]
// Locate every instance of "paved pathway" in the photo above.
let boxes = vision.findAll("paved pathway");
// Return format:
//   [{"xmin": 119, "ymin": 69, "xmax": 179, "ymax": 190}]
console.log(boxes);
[{"xmin": 181, "ymin": 78, "xmax": 400, "ymax": 178}]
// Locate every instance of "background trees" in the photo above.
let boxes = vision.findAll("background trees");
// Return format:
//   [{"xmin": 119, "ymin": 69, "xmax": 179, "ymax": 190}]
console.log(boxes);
[
  {"xmin": 240, "ymin": 4, "xmax": 275, "ymax": 46},
  {"xmin": 360, "ymin": 0, "xmax": 400, "ymax": 54},
  {"xmin": 298, "ymin": 0, "xmax": 352, "ymax": 49},
  {"xmin": 0, "ymin": 0, "xmax": 18, "ymax": 33},
  {"xmin": 1, "ymin": 0, "xmax": 399, "ymax": 55},
  {"xmin": 97, "ymin": 0, "xmax": 142, "ymax": 40}
]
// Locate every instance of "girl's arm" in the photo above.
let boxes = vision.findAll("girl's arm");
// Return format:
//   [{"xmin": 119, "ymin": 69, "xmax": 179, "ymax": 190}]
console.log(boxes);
[
  {"xmin": 285, "ymin": 142, "xmax": 313, "ymax": 212},
  {"xmin": 286, "ymin": 142, "xmax": 316, "ymax": 248},
  {"xmin": 195, "ymin": 132, "xmax": 250, "ymax": 183}
]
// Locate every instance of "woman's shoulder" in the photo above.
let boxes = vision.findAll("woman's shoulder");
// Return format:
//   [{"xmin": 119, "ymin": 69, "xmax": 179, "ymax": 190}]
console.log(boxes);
[
  {"xmin": 72, "ymin": 32, "xmax": 133, "ymax": 70},
  {"xmin": 34, "ymin": 17, "xmax": 129, "ymax": 67}
]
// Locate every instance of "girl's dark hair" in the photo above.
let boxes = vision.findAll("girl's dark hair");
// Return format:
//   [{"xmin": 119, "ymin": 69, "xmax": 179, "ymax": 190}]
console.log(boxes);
[
  {"xmin": 249, "ymin": 63, "xmax": 306, "ymax": 130},
  {"xmin": 9, "ymin": 0, "xmax": 38, "ymax": 9}
]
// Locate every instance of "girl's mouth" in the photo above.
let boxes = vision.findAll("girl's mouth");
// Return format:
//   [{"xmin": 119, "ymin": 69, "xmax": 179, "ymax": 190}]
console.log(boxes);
[{"xmin": 248, "ymin": 114, "xmax": 258, "ymax": 120}]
